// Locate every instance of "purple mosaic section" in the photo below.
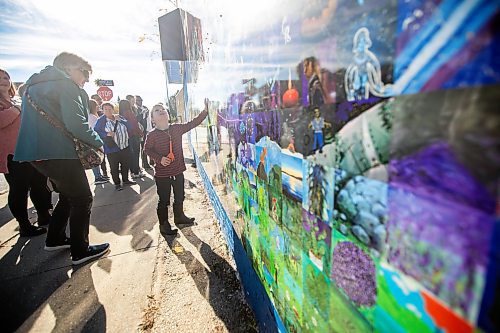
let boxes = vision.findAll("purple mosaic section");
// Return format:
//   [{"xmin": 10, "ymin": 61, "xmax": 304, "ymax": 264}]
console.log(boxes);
[
  {"xmin": 331, "ymin": 241, "xmax": 377, "ymax": 307},
  {"xmin": 389, "ymin": 142, "xmax": 495, "ymax": 213},
  {"xmin": 387, "ymin": 142, "xmax": 496, "ymax": 314}
]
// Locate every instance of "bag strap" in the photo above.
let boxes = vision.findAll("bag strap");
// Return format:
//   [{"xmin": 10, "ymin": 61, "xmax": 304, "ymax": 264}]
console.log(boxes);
[{"xmin": 25, "ymin": 87, "xmax": 77, "ymax": 143}]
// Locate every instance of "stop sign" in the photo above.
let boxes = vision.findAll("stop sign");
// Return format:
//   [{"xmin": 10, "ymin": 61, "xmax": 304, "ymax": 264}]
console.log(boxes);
[{"xmin": 97, "ymin": 86, "xmax": 113, "ymax": 101}]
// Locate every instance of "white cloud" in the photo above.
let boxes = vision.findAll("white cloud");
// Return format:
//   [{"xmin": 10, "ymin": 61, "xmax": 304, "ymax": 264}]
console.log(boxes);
[{"xmin": 0, "ymin": 0, "xmax": 175, "ymax": 107}]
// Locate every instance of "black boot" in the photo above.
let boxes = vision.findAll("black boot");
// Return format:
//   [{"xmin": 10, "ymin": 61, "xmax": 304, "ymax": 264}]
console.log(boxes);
[
  {"xmin": 157, "ymin": 208, "xmax": 177, "ymax": 236},
  {"xmin": 19, "ymin": 221, "xmax": 46, "ymax": 237},
  {"xmin": 37, "ymin": 210, "xmax": 52, "ymax": 226},
  {"xmin": 173, "ymin": 202, "xmax": 195, "ymax": 226}
]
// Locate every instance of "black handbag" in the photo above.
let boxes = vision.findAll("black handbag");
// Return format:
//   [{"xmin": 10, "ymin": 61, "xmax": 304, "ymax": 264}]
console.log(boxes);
[{"xmin": 26, "ymin": 89, "xmax": 104, "ymax": 169}]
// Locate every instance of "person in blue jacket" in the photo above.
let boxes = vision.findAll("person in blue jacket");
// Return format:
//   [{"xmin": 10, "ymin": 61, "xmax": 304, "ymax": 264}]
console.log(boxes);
[
  {"xmin": 14, "ymin": 52, "xmax": 110, "ymax": 265},
  {"xmin": 94, "ymin": 102, "xmax": 137, "ymax": 191}
]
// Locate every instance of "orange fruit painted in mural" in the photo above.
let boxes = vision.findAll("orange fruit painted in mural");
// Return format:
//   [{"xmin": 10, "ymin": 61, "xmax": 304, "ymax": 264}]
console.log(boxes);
[{"xmin": 283, "ymin": 88, "xmax": 299, "ymax": 108}]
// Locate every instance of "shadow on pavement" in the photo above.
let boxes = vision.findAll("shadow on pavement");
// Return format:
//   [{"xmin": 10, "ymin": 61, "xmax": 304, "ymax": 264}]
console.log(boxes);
[
  {"xmin": 0, "ymin": 234, "xmax": 107, "ymax": 332},
  {"xmin": 0, "ymin": 167, "xmax": 158, "ymax": 331},
  {"xmin": 91, "ymin": 174, "xmax": 157, "ymax": 251},
  {"xmin": 0, "ymin": 204, "xmax": 12, "ymax": 228},
  {"xmin": 163, "ymin": 228, "xmax": 257, "ymax": 333},
  {"xmin": 0, "ymin": 203, "xmax": 44, "ymax": 237}
]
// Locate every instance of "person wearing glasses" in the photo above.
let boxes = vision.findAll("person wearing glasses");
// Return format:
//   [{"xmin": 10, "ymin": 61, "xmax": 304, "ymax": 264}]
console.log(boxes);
[
  {"xmin": 144, "ymin": 101, "xmax": 208, "ymax": 235},
  {"xmin": 14, "ymin": 52, "xmax": 110, "ymax": 265}
]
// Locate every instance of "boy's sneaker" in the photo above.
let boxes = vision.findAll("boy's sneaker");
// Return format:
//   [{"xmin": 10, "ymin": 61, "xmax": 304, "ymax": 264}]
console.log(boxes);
[
  {"xmin": 123, "ymin": 180, "xmax": 137, "ymax": 185},
  {"xmin": 45, "ymin": 237, "xmax": 71, "ymax": 251},
  {"xmin": 72, "ymin": 243, "xmax": 110, "ymax": 265},
  {"xmin": 115, "ymin": 184, "xmax": 123, "ymax": 191},
  {"xmin": 95, "ymin": 177, "xmax": 109, "ymax": 185},
  {"xmin": 102, "ymin": 175, "xmax": 110, "ymax": 180}
]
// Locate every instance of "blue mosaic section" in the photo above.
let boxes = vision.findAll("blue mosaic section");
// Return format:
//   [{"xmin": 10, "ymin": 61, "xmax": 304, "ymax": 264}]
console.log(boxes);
[{"xmin": 191, "ymin": 145, "xmax": 283, "ymax": 332}]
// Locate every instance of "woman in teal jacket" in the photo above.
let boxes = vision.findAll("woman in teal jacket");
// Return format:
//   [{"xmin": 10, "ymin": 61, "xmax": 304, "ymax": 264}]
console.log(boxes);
[{"xmin": 14, "ymin": 52, "xmax": 110, "ymax": 265}]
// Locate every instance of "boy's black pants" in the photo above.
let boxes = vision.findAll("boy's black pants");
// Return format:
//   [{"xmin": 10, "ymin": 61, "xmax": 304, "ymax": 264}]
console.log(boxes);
[{"xmin": 155, "ymin": 173, "xmax": 185, "ymax": 210}]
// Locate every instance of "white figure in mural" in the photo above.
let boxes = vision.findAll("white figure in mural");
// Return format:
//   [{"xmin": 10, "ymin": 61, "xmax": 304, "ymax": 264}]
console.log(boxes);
[{"xmin": 344, "ymin": 27, "xmax": 393, "ymax": 101}]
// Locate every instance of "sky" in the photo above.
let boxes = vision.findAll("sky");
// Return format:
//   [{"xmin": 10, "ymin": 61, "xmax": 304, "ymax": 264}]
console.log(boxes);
[
  {"xmin": 0, "ymin": 0, "xmax": 178, "ymax": 108},
  {"xmin": 0, "ymin": 0, "xmax": 305, "ymax": 110}
]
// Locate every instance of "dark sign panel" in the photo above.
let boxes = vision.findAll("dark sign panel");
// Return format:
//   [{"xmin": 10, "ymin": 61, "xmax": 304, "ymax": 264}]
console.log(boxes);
[
  {"xmin": 96, "ymin": 79, "xmax": 114, "ymax": 86},
  {"xmin": 158, "ymin": 8, "xmax": 204, "ymax": 62}
]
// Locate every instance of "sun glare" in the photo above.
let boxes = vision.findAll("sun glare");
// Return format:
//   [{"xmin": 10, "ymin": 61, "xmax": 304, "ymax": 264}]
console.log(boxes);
[{"xmin": 29, "ymin": 0, "xmax": 123, "ymax": 33}]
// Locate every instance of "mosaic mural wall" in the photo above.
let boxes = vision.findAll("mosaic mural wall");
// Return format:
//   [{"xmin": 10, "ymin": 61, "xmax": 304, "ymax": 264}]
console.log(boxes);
[{"xmin": 170, "ymin": 0, "xmax": 500, "ymax": 332}]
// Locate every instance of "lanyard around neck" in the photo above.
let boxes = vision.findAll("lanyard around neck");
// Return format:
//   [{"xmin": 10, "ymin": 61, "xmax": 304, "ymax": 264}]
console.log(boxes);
[{"xmin": 167, "ymin": 131, "xmax": 175, "ymax": 160}]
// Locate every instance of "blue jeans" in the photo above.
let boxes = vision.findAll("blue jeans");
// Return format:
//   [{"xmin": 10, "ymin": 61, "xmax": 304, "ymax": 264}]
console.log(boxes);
[
  {"xmin": 91, "ymin": 166, "xmax": 102, "ymax": 179},
  {"xmin": 313, "ymin": 132, "xmax": 324, "ymax": 151}
]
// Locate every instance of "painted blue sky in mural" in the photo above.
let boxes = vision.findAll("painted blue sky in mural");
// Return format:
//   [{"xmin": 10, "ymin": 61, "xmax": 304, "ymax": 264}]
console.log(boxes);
[
  {"xmin": 281, "ymin": 150, "xmax": 304, "ymax": 201},
  {"xmin": 255, "ymin": 137, "xmax": 282, "ymax": 176}
]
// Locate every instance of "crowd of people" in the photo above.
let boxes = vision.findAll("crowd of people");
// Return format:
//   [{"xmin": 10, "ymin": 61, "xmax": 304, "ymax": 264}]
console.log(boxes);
[{"xmin": 0, "ymin": 51, "xmax": 208, "ymax": 265}]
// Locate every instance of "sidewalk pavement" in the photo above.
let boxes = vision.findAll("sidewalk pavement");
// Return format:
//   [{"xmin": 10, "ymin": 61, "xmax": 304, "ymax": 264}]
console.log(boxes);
[
  {"xmin": 0, "ymin": 169, "xmax": 162, "ymax": 332},
  {"xmin": 0, "ymin": 174, "xmax": 7, "ymax": 195}
]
